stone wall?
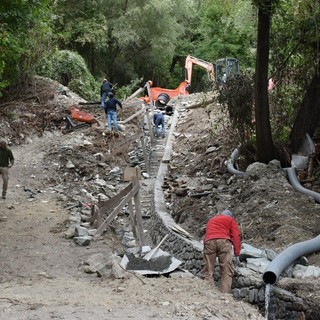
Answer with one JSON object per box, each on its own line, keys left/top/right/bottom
{"left": 150, "top": 103, "right": 309, "bottom": 320}
{"left": 151, "top": 187, "right": 307, "bottom": 319}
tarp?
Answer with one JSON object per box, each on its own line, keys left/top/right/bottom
{"left": 120, "top": 248, "right": 182, "bottom": 275}
{"left": 70, "top": 106, "right": 96, "bottom": 123}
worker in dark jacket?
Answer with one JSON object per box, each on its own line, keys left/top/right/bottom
{"left": 153, "top": 109, "right": 165, "bottom": 138}
{"left": 0, "top": 140, "right": 14, "bottom": 199}
{"left": 104, "top": 93, "right": 122, "bottom": 131}
{"left": 100, "top": 79, "right": 113, "bottom": 108}
{"left": 202, "top": 209, "right": 241, "bottom": 293}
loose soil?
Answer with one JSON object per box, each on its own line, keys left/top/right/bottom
{"left": 0, "top": 76, "right": 319, "bottom": 319}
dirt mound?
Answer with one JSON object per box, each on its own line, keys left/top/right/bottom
{"left": 169, "top": 104, "right": 320, "bottom": 260}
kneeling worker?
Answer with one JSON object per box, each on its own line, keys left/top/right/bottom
{"left": 153, "top": 109, "right": 165, "bottom": 138}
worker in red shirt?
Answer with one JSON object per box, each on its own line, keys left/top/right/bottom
{"left": 202, "top": 209, "right": 241, "bottom": 293}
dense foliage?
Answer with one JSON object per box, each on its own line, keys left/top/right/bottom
{"left": 0, "top": 0, "right": 257, "bottom": 98}
{"left": 37, "top": 50, "right": 99, "bottom": 100}
{"left": 0, "top": 0, "right": 54, "bottom": 95}
{"left": 217, "top": 73, "right": 254, "bottom": 145}
{"left": 269, "top": 0, "right": 320, "bottom": 140}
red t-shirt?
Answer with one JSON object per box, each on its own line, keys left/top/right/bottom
{"left": 204, "top": 214, "right": 241, "bottom": 256}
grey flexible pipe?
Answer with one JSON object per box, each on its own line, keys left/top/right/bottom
{"left": 226, "top": 148, "right": 320, "bottom": 285}
{"left": 263, "top": 167, "right": 320, "bottom": 284}
{"left": 285, "top": 167, "right": 320, "bottom": 203}
{"left": 263, "top": 235, "right": 320, "bottom": 284}
{"left": 226, "top": 148, "right": 247, "bottom": 177}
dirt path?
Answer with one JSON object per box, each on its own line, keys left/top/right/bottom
{"left": 0, "top": 129, "right": 264, "bottom": 319}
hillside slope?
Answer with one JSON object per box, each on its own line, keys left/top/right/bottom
{"left": 1, "top": 76, "right": 320, "bottom": 319}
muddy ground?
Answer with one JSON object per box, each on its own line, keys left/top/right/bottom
{"left": 0, "top": 76, "right": 319, "bottom": 319}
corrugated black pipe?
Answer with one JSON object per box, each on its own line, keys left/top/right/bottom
{"left": 263, "top": 235, "right": 320, "bottom": 284}
{"left": 226, "top": 148, "right": 247, "bottom": 177}
{"left": 155, "top": 93, "right": 170, "bottom": 109}
{"left": 286, "top": 167, "right": 320, "bottom": 203}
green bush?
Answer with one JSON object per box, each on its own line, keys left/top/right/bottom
{"left": 37, "top": 50, "right": 99, "bottom": 101}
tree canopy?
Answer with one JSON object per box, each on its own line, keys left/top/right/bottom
{"left": 1, "top": 0, "right": 320, "bottom": 163}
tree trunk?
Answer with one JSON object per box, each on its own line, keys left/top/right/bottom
{"left": 255, "top": 1, "right": 276, "bottom": 163}
{"left": 289, "top": 72, "right": 320, "bottom": 153}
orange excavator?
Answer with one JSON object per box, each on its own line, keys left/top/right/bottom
{"left": 214, "top": 57, "right": 240, "bottom": 84}
{"left": 139, "top": 55, "right": 213, "bottom": 109}
{"left": 140, "top": 55, "right": 240, "bottom": 108}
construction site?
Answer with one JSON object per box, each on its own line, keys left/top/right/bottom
{"left": 1, "top": 75, "right": 320, "bottom": 320}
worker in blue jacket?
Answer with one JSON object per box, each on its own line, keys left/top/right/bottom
{"left": 153, "top": 109, "right": 165, "bottom": 138}
{"left": 100, "top": 79, "right": 113, "bottom": 108}
{"left": 104, "top": 93, "right": 122, "bottom": 131}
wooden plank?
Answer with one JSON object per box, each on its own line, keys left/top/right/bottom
{"left": 128, "top": 199, "right": 138, "bottom": 240}
{"left": 99, "top": 183, "right": 133, "bottom": 215}
{"left": 132, "top": 179, "right": 146, "bottom": 246}
{"left": 96, "top": 206, "right": 102, "bottom": 228}
{"left": 123, "top": 87, "right": 145, "bottom": 102}
{"left": 87, "top": 205, "right": 102, "bottom": 228}
{"left": 93, "top": 183, "right": 140, "bottom": 239}
{"left": 146, "top": 108, "right": 154, "bottom": 143}
{"left": 145, "top": 82, "right": 155, "bottom": 143}
{"left": 111, "top": 132, "right": 143, "bottom": 156}
{"left": 119, "top": 107, "right": 145, "bottom": 124}
{"left": 123, "top": 166, "right": 141, "bottom": 181}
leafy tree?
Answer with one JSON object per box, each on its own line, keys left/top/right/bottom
{"left": 217, "top": 73, "right": 255, "bottom": 146}
{"left": 52, "top": 0, "right": 198, "bottom": 88}
{"left": 38, "top": 50, "right": 99, "bottom": 100}
{"left": 0, "top": 0, "right": 54, "bottom": 97}
{"left": 195, "top": 0, "right": 256, "bottom": 67}
{"left": 253, "top": 0, "right": 278, "bottom": 163}
{"left": 269, "top": 0, "right": 320, "bottom": 152}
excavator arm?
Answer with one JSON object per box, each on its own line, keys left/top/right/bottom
{"left": 185, "top": 55, "right": 215, "bottom": 85}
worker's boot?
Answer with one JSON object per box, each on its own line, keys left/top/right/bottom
{"left": 2, "top": 192, "right": 6, "bottom": 199}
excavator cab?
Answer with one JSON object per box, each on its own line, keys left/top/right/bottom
{"left": 215, "top": 57, "right": 240, "bottom": 84}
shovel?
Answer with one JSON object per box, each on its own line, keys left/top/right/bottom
{"left": 144, "top": 234, "right": 168, "bottom": 261}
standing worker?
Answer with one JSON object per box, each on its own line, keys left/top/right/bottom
{"left": 100, "top": 78, "right": 113, "bottom": 109}
{"left": 153, "top": 109, "right": 165, "bottom": 138}
{"left": 202, "top": 209, "right": 241, "bottom": 293}
{"left": 0, "top": 140, "right": 14, "bottom": 199}
{"left": 104, "top": 92, "right": 123, "bottom": 131}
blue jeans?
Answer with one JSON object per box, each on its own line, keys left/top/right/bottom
{"left": 107, "top": 110, "right": 119, "bottom": 130}
{"left": 154, "top": 117, "right": 165, "bottom": 137}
